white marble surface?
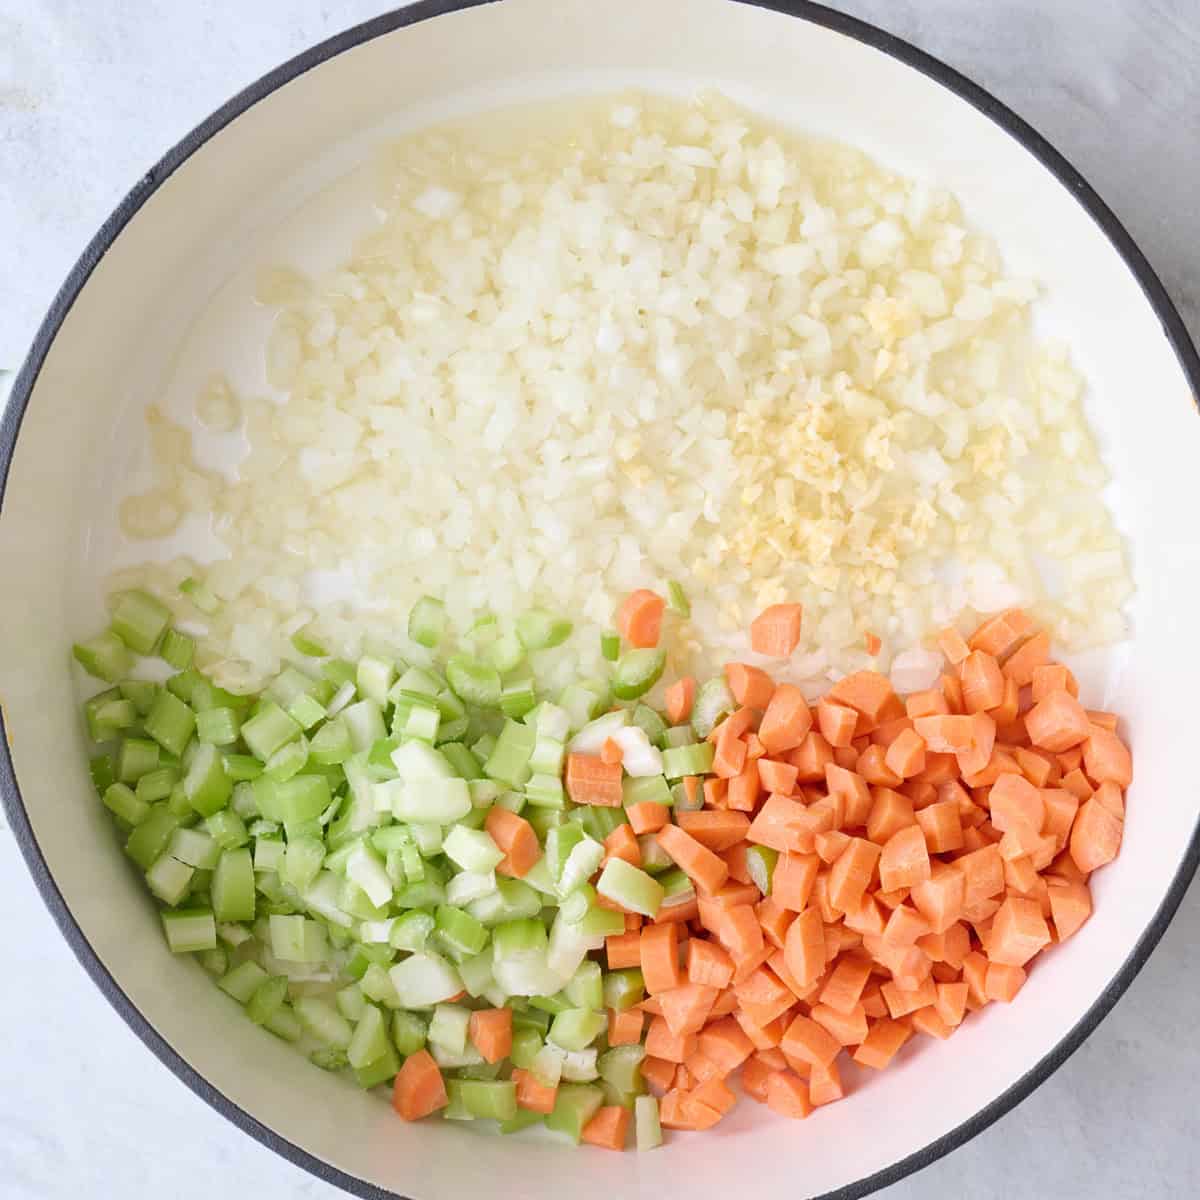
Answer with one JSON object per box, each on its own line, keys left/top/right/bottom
{"left": 2, "top": 1, "right": 1198, "bottom": 1197}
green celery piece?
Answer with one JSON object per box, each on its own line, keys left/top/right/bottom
{"left": 135, "top": 766, "right": 179, "bottom": 804}
{"left": 218, "top": 960, "right": 268, "bottom": 1005}
{"left": 516, "top": 609, "right": 572, "bottom": 651}
{"left": 612, "top": 648, "right": 666, "bottom": 701}
{"left": 110, "top": 590, "right": 171, "bottom": 654}
{"left": 484, "top": 720, "right": 536, "bottom": 788}
{"left": 500, "top": 1109, "right": 545, "bottom": 1135}
{"left": 246, "top": 975, "right": 289, "bottom": 1026}
{"left": 145, "top": 854, "right": 194, "bottom": 905}
{"left": 621, "top": 773, "right": 671, "bottom": 807}
{"left": 603, "top": 968, "right": 645, "bottom": 1012}
{"left": 484, "top": 632, "right": 523, "bottom": 674}
{"left": 161, "top": 908, "right": 216, "bottom": 953}
{"left": 635, "top": 1095, "right": 663, "bottom": 1151}
{"left": 184, "top": 743, "right": 232, "bottom": 816}
{"left": 745, "top": 844, "right": 778, "bottom": 895}
{"left": 600, "top": 631, "right": 620, "bottom": 662}
{"left": 510, "top": 1027, "right": 543, "bottom": 1069}
{"left": 103, "top": 782, "right": 150, "bottom": 827}
{"left": 446, "top": 656, "right": 502, "bottom": 709}
{"left": 440, "top": 741, "right": 482, "bottom": 780}
{"left": 548, "top": 1008, "right": 606, "bottom": 1052}
{"left": 392, "top": 1011, "right": 428, "bottom": 1056}
{"left": 196, "top": 706, "right": 240, "bottom": 746}
{"left": 565, "top": 960, "right": 603, "bottom": 1011}
{"left": 179, "top": 577, "right": 221, "bottom": 615}
{"left": 212, "top": 847, "right": 255, "bottom": 922}
{"left": 599, "top": 1043, "right": 646, "bottom": 1093}
{"left": 294, "top": 997, "right": 353, "bottom": 1049}
{"left": 499, "top": 679, "right": 537, "bottom": 721}
{"left": 72, "top": 631, "right": 134, "bottom": 682}
{"left": 389, "top": 910, "right": 435, "bottom": 953}
{"left": 408, "top": 595, "right": 446, "bottom": 648}
{"left": 353, "top": 1044, "right": 400, "bottom": 1090}
{"left": 596, "top": 858, "right": 664, "bottom": 918}
{"left": 290, "top": 627, "right": 328, "bottom": 657}
{"left": 632, "top": 703, "right": 668, "bottom": 744}
{"left": 124, "top": 806, "right": 179, "bottom": 870}
{"left": 116, "top": 737, "right": 160, "bottom": 784}
{"left": 118, "top": 679, "right": 159, "bottom": 715}
{"left": 544, "top": 1084, "right": 604, "bottom": 1144}
{"left": 512, "top": 1007, "right": 551, "bottom": 1037}
{"left": 159, "top": 628, "right": 195, "bottom": 670}
{"left": 348, "top": 1004, "right": 392, "bottom": 1069}
{"left": 242, "top": 701, "right": 302, "bottom": 762}
{"left": 434, "top": 905, "right": 490, "bottom": 958}
{"left": 691, "top": 677, "right": 734, "bottom": 739}
{"left": 456, "top": 1080, "right": 517, "bottom": 1122}
{"left": 309, "top": 717, "right": 352, "bottom": 765}
{"left": 90, "top": 753, "right": 116, "bottom": 795}
{"left": 144, "top": 690, "right": 196, "bottom": 757}
{"left": 205, "top": 809, "right": 248, "bottom": 851}
{"left": 661, "top": 741, "right": 716, "bottom": 780}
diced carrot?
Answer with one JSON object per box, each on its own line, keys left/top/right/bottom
{"left": 938, "top": 626, "right": 971, "bottom": 665}
{"left": 810, "top": 1001, "right": 868, "bottom": 1046}
{"left": 935, "top": 981, "right": 969, "bottom": 1027}
{"left": 734, "top": 965, "right": 796, "bottom": 1027}
{"left": 881, "top": 902, "right": 932, "bottom": 948}
{"left": 697, "top": 1015, "right": 755, "bottom": 1074}
{"left": 826, "top": 763, "right": 873, "bottom": 827}
{"left": 867, "top": 788, "right": 915, "bottom": 845}
{"left": 684, "top": 1050, "right": 725, "bottom": 1084}
{"left": 640, "top": 1055, "right": 677, "bottom": 1094}
{"left": 601, "top": 737, "right": 624, "bottom": 766}
{"left": 1082, "top": 726, "right": 1132, "bottom": 788}
{"left": 512, "top": 1067, "right": 558, "bottom": 1114}
{"left": 828, "top": 838, "right": 882, "bottom": 913}
{"left": 640, "top": 923, "right": 683, "bottom": 994}
{"left": 865, "top": 631, "right": 882, "bottom": 657}
{"left": 746, "top": 733, "right": 766, "bottom": 760}
{"left": 676, "top": 810, "right": 750, "bottom": 852}
{"left": 703, "top": 777, "right": 728, "bottom": 809}
{"left": 960, "top": 650, "right": 1005, "bottom": 714}
{"left": 741, "top": 1056, "right": 772, "bottom": 1103}
{"left": 827, "top": 671, "right": 903, "bottom": 733}
{"left": 665, "top": 676, "right": 696, "bottom": 725}
{"left": 658, "top": 1089, "right": 697, "bottom": 1130}
{"left": 881, "top": 974, "right": 937, "bottom": 1019}
{"left": 984, "top": 961, "right": 1027, "bottom": 1002}
{"left": 606, "top": 930, "right": 643, "bottom": 970}
{"left": 833, "top": 744, "right": 860, "bottom": 771}
{"left": 645, "top": 1014, "right": 698, "bottom": 1063}
{"left": 709, "top": 882, "right": 763, "bottom": 910}
{"left": 988, "top": 895, "right": 1051, "bottom": 967}
{"left": 617, "top": 588, "right": 665, "bottom": 649}
{"left": 659, "top": 983, "right": 720, "bottom": 1036}
{"left": 725, "top": 662, "right": 776, "bottom": 710}
{"left": 565, "top": 753, "right": 624, "bottom": 806}
{"left": 1047, "top": 878, "right": 1093, "bottom": 941}
{"left": 809, "top": 1057, "right": 846, "bottom": 1106}
{"left": 1015, "top": 746, "right": 1056, "bottom": 788}
{"left": 1032, "top": 663, "right": 1079, "bottom": 702}
{"left": 910, "top": 1005, "right": 953, "bottom": 1040}
{"left": 1069, "top": 797, "right": 1123, "bottom": 873}
{"left": 956, "top": 844, "right": 1005, "bottom": 907}
{"left": 582, "top": 1105, "right": 630, "bottom": 1151}
{"left": 755, "top": 894, "right": 796, "bottom": 949}
{"left": 734, "top": 1008, "right": 787, "bottom": 1050}
{"left": 1003, "top": 630, "right": 1051, "bottom": 687}
{"left": 814, "top": 956, "right": 869, "bottom": 1014}
{"left": 603, "top": 822, "right": 642, "bottom": 868}
{"left": 861, "top": 980, "right": 888, "bottom": 1018}
{"left": 758, "top": 686, "right": 816, "bottom": 748}
{"left": 709, "top": 986, "right": 741, "bottom": 1020}
{"left": 726, "top": 760, "right": 761, "bottom": 813}
{"left": 1024, "top": 689, "right": 1092, "bottom": 753}
{"left": 941, "top": 672, "right": 965, "bottom": 713}
{"left": 392, "top": 1049, "right": 447, "bottom": 1121}
{"left": 988, "top": 772, "right": 1045, "bottom": 834}
{"left": 857, "top": 743, "right": 903, "bottom": 787}
{"left": 815, "top": 828, "right": 852, "bottom": 864}
{"left": 989, "top": 677, "right": 1020, "bottom": 726}
{"left": 723, "top": 840, "right": 751, "bottom": 884}
{"left": 468, "top": 1007, "right": 512, "bottom": 1064}
{"left": 914, "top": 799, "right": 964, "bottom": 855}
{"left": 885, "top": 727, "right": 927, "bottom": 779}
{"left": 745, "top": 793, "right": 806, "bottom": 853}
{"left": 1060, "top": 768, "right": 1094, "bottom": 801}
{"left": 818, "top": 698, "right": 860, "bottom": 748}
{"left": 906, "top": 689, "right": 950, "bottom": 719}
{"left": 682, "top": 776, "right": 702, "bottom": 811}
{"left": 787, "top": 732, "right": 835, "bottom": 784}
{"left": 769, "top": 851, "right": 817, "bottom": 914}
{"left": 870, "top": 716, "right": 915, "bottom": 749}
{"left": 757, "top": 758, "right": 799, "bottom": 795}
{"left": 720, "top": 904, "right": 765, "bottom": 962}
{"left": 765, "top": 1070, "right": 813, "bottom": 1119}
{"left": 782, "top": 907, "right": 826, "bottom": 991}
{"left": 608, "top": 1007, "right": 645, "bottom": 1046}
{"left": 750, "top": 603, "right": 803, "bottom": 658}
{"left": 955, "top": 711, "right": 997, "bottom": 777}
{"left": 658, "top": 823, "right": 730, "bottom": 896}
{"left": 686, "top": 938, "right": 734, "bottom": 989}
{"left": 626, "top": 800, "right": 670, "bottom": 836}
{"left": 779, "top": 1013, "right": 841, "bottom": 1069}
{"left": 878, "top": 824, "right": 931, "bottom": 893}
{"left": 853, "top": 1019, "right": 912, "bottom": 1070}
{"left": 969, "top": 608, "right": 1036, "bottom": 662}
{"left": 485, "top": 807, "right": 540, "bottom": 879}
{"left": 708, "top": 706, "right": 759, "bottom": 746}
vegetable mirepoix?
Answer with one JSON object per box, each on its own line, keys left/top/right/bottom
{"left": 72, "top": 589, "right": 1129, "bottom": 1149}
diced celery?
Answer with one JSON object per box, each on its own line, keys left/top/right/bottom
{"left": 242, "top": 701, "right": 303, "bottom": 762}
{"left": 578, "top": 905, "right": 625, "bottom": 938}
{"left": 428, "top": 1003, "right": 471, "bottom": 1055}
{"left": 516, "top": 609, "right": 572, "bottom": 651}
{"left": 119, "top": 679, "right": 159, "bottom": 715}
{"left": 442, "top": 826, "right": 504, "bottom": 873}
{"left": 309, "top": 717, "right": 352, "bottom": 765}
{"left": 116, "top": 737, "right": 160, "bottom": 784}
{"left": 457, "top": 1079, "right": 517, "bottom": 1122}
{"left": 510, "top": 1026, "right": 543, "bottom": 1069}
{"left": 389, "top": 910, "right": 435, "bottom": 953}
{"left": 392, "top": 1011, "right": 428, "bottom": 1056}
{"left": 499, "top": 679, "right": 537, "bottom": 720}
{"left": 483, "top": 720, "right": 536, "bottom": 788}
{"left": 104, "top": 782, "right": 150, "bottom": 826}
{"left": 168, "top": 826, "right": 219, "bottom": 869}
{"left": 224, "top": 754, "right": 262, "bottom": 782}
{"left": 386, "top": 776, "right": 470, "bottom": 824}
{"left": 360, "top": 963, "right": 401, "bottom": 1008}
{"left": 356, "top": 656, "right": 396, "bottom": 707}
{"left": 160, "top": 628, "right": 195, "bottom": 670}
{"left": 388, "top": 953, "right": 464, "bottom": 1008}
{"left": 111, "top": 590, "right": 170, "bottom": 654}
{"left": 161, "top": 908, "right": 215, "bottom": 953}
{"left": 635, "top": 1094, "right": 663, "bottom": 1151}
{"left": 407, "top": 595, "right": 446, "bottom": 648}
{"left": 599, "top": 1043, "right": 646, "bottom": 1094}
{"left": 135, "top": 766, "right": 179, "bottom": 804}
{"left": 269, "top": 914, "right": 329, "bottom": 962}
{"left": 545, "top": 1084, "right": 604, "bottom": 1144}
{"left": 439, "top": 742, "right": 481, "bottom": 780}
{"left": 446, "top": 656, "right": 502, "bottom": 709}
{"left": 565, "top": 960, "right": 603, "bottom": 1011}
{"left": 246, "top": 975, "right": 289, "bottom": 1026}
{"left": 548, "top": 1008, "right": 606, "bottom": 1052}
{"left": 179, "top": 576, "right": 220, "bottom": 615}
{"left": 603, "top": 968, "right": 645, "bottom": 1012}
{"left": 347, "top": 1003, "right": 391, "bottom": 1070}
{"left": 200, "top": 946, "right": 228, "bottom": 976}
{"left": 524, "top": 773, "right": 564, "bottom": 809}
{"left": 435, "top": 904, "right": 490, "bottom": 958}
{"left": 294, "top": 996, "right": 353, "bottom": 1049}
{"left": 661, "top": 741, "right": 715, "bottom": 779}
{"left": 485, "top": 633, "right": 524, "bottom": 674}
{"left": 73, "top": 632, "right": 134, "bottom": 683}
{"left": 354, "top": 1044, "right": 400, "bottom": 1090}
{"left": 528, "top": 734, "right": 565, "bottom": 777}
{"left": 218, "top": 960, "right": 268, "bottom": 1004}
{"left": 467, "top": 878, "right": 542, "bottom": 927}
{"left": 746, "top": 843, "right": 778, "bottom": 895}
{"left": 691, "top": 677, "right": 734, "bottom": 738}
{"left": 611, "top": 648, "right": 665, "bottom": 701}
{"left": 125, "top": 806, "right": 180, "bottom": 870}
{"left": 212, "top": 847, "right": 255, "bottom": 922}
{"left": 600, "top": 631, "right": 620, "bottom": 662}
{"left": 184, "top": 743, "right": 232, "bottom": 816}
{"left": 621, "top": 773, "right": 671, "bottom": 807}
{"left": 596, "top": 858, "right": 664, "bottom": 918}
{"left": 264, "top": 735, "right": 309, "bottom": 782}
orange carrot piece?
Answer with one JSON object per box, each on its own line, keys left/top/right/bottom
{"left": 697, "top": 1016, "right": 755, "bottom": 1074}
{"left": 734, "top": 965, "right": 796, "bottom": 1027}
{"left": 867, "top": 789, "right": 915, "bottom": 846}
{"left": 1047, "top": 878, "right": 1093, "bottom": 941}
{"left": 818, "top": 955, "right": 873, "bottom": 1014}
{"left": 956, "top": 844, "right": 1005, "bottom": 908}
{"left": 582, "top": 1105, "right": 630, "bottom": 1151}
{"left": 659, "top": 983, "right": 720, "bottom": 1037}
{"left": 676, "top": 809, "right": 750, "bottom": 852}
{"left": 640, "top": 923, "right": 683, "bottom": 994}
{"left": 882, "top": 902, "right": 932, "bottom": 947}
{"left": 852, "top": 1019, "right": 913, "bottom": 1070}
{"left": 1032, "top": 663, "right": 1079, "bottom": 702}
{"left": 644, "top": 1014, "right": 698, "bottom": 1063}
{"left": 912, "top": 714, "right": 976, "bottom": 754}
{"left": 1003, "top": 630, "right": 1051, "bottom": 687}
{"left": 827, "top": 671, "right": 903, "bottom": 733}
{"left": 969, "top": 608, "right": 1035, "bottom": 661}
{"left": 658, "top": 823, "right": 730, "bottom": 895}
{"left": 906, "top": 689, "right": 950, "bottom": 720}
{"left": 984, "top": 961, "right": 1027, "bottom": 1003}
{"left": 988, "top": 772, "right": 1045, "bottom": 833}
{"left": 818, "top": 698, "right": 860, "bottom": 749}
{"left": 485, "top": 807, "right": 540, "bottom": 879}
{"left": 779, "top": 1012, "right": 841, "bottom": 1070}
{"left": 392, "top": 1049, "right": 448, "bottom": 1121}
{"left": 603, "top": 822, "right": 642, "bottom": 868}
{"left": 720, "top": 903, "right": 765, "bottom": 961}
{"left": 727, "top": 760, "right": 762, "bottom": 813}
{"left": 608, "top": 1007, "right": 645, "bottom": 1047}
{"left": 682, "top": 776, "right": 702, "bottom": 810}
{"left": 606, "top": 930, "right": 643, "bottom": 970}
{"left": 741, "top": 1056, "right": 772, "bottom": 1103}
{"left": 684, "top": 940, "right": 732, "bottom": 992}
{"left": 826, "top": 763, "right": 873, "bottom": 827}
{"left": 626, "top": 800, "right": 670, "bottom": 836}
{"left": 758, "top": 758, "right": 799, "bottom": 795}
{"left": 961, "top": 651, "right": 1005, "bottom": 714}
{"left": 815, "top": 829, "right": 851, "bottom": 865}
{"left": 565, "top": 753, "right": 624, "bottom": 806}
{"left": 910, "top": 1005, "right": 953, "bottom": 1041}
{"left": 885, "top": 728, "right": 927, "bottom": 779}
{"left": 787, "top": 732, "right": 835, "bottom": 784}
{"left": 865, "top": 631, "right": 882, "bottom": 657}
{"left": 1069, "top": 797, "right": 1123, "bottom": 873}
{"left": 468, "top": 1008, "right": 512, "bottom": 1064}
{"left": 725, "top": 662, "right": 776, "bottom": 710}
{"left": 758, "top": 684, "right": 814, "bottom": 754}
{"left": 828, "top": 838, "right": 882, "bottom": 913}
{"left": 910, "top": 862, "right": 966, "bottom": 935}
{"left": 881, "top": 973, "right": 937, "bottom": 1019}
{"left": 511, "top": 1067, "right": 558, "bottom": 1114}
{"left": 810, "top": 1002, "right": 868, "bottom": 1047}
{"left": 941, "top": 672, "right": 965, "bottom": 713}
{"left": 935, "top": 981, "right": 969, "bottom": 1027}
{"left": 664, "top": 676, "right": 696, "bottom": 725}
{"left": 702, "top": 777, "right": 728, "bottom": 809}
{"left": 756, "top": 895, "right": 796, "bottom": 949}
{"left": 937, "top": 627, "right": 971, "bottom": 666}
{"left": 782, "top": 907, "right": 826, "bottom": 991}
{"left": 617, "top": 588, "right": 666, "bottom": 649}
{"left": 988, "top": 895, "right": 1051, "bottom": 967}
{"left": 915, "top": 799, "right": 965, "bottom": 855}
{"left": 772, "top": 851, "right": 820, "bottom": 913}
{"left": 750, "top": 603, "right": 803, "bottom": 658}
{"left": 1082, "top": 727, "right": 1132, "bottom": 788}
{"left": 856, "top": 747, "right": 900, "bottom": 787}
{"left": 765, "top": 1070, "right": 813, "bottom": 1119}
{"left": 1024, "top": 689, "right": 1092, "bottom": 753}
{"left": 640, "top": 1055, "right": 677, "bottom": 1094}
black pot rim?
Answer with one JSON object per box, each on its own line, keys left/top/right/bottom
{"left": 2, "top": 2, "right": 1198, "bottom": 1198}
